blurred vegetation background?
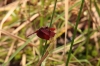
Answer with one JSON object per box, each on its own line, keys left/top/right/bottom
{"left": 0, "top": 0, "right": 100, "bottom": 66}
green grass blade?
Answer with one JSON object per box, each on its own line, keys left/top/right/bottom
{"left": 69, "top": 0, "right": 82, "bottom": 11}
{"left": 2, "top": 35, "right": 35, "bottom": 66}
{"left": 66, "top": 0, "right": 85, "bottom": 66}
{"left": 94, "top": 0, "right": 100, "bottom": 16}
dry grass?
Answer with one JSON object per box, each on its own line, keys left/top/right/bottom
{"left": 0, "top": 0, "right": 100, "bottom": 66}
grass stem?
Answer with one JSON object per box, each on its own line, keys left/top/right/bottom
{"left": 66, "top": 0, "right": 84, "bottom": 66}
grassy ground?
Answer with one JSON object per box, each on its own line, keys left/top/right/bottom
{"left": 0, "top": 0, "right": 100, "bottom": 66}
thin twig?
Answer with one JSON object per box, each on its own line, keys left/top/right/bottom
{"left": 85, "top": 0, "right": 99, "bottom": 51}
{"left": 0, "top": 29, "right": 38, "bottom": 47}
{"left": 85, "top": 0, "right": 100, "bottom": 29}
{"left": 36, "top": 51, "right": 49, "bottom": 66}
{"left": 4, "top": 40, "right": 16, "bottom": 63}
{"left": 21, "top": 54, "right": 26, "bottom": 66}
{"left": 12, "top": 13, "right": 39, "bottom": 34}
{"left": 0, "top": 1, "right": 19, "bottom": 38}
{"left": 64, "top": 0, "right": 68, "bottom": 63}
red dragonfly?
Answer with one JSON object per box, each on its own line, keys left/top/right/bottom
{"left": 28, "top": 27, "right": 55, "bottom": 40}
